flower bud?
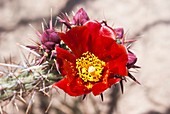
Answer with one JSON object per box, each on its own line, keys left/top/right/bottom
{"left": 114, "top": 28, "right": 124, "bottom": 39}
{"left": 127, "top": 51, "right": 137, "bottom": 69}
{"left": 72, "top": 8, "right": 90, "bottom": 25}
{"left": 40, "top": 29, "right": 60, "bottom": 51}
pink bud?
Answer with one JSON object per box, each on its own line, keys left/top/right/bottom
{"left": 72, "top": 8, "right": 90, "bottom": 25}
{"left": 127, "top": 51, "right": 137, "bottom": 69}
{"left": 40, "top": 29, "right": 60, "bottom": 44}
{"left": 114, "top": 28, "right": 124, "bottom": 39}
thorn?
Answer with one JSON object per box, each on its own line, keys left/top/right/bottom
{"left": 43, "top": 18, "right": 48, "bottom": 28}
{"left": 72, "top": 11, "right": 75, "bottom": 16}
{"left": 114, "top": 84, "right": 117, "bottom": 88}
{"left": 17, "top": 43, "right": 41, "bottom": 57}
{"left": 133, "top": 65, "right": 141, "bottom": 69}
{"left": 100, "top": 93, "right": 104, "bottom": 101}
{"left": 126, "top": 43, "right": 132, "bottom": 49}
{"left": 64, "top": 93, "right": 67, "bottom": 103}
{"left": 18, "top": 95, "right": 26, "bottom": 104}
{"left": 102, "top": 20, "right": 107, "bottom": 26}
{"left": 65, "top": 13, "right": 69, "bottom": 19}
{"left": 41, "top": 22, "right": 45, "bottom": 32}
{"left": 21, "top": 65, "right": 44, "bottom": 72}
{"left": 59, "top": 13, "right": 71, "bottom": 29}
{"left": 124, "top": 76, "right": 127, "bottom": 82}
{"left": 124, "top": 39, "right": 137, "bottom": 44}
{"left": 26, "top": 91, "right": 36, "bottom": 114}
{"left": 14, "top": 102, "right": 19, "bottom": 111}
{"left": 63, "top": 22, "right": 71, "bottom": 29}
{"left": 54, "top": 19, "right": 58, "bottom": 27}
{"left": 120, "top": 80, "right": 124, "bottom": 94}
{"left": 0, "top": 106, "right": 4, "bottom": 114}
{"left": 55, "top": 59, "right": 61, "bottom": 75}
{"left": 45, "top": 99, "right": 53, "bottom": 113}
{"left": 114, "top": 74, "right": 126, "bottom": 81}
{"left": 29, "top": 24, "right": 41, "bottom": 37}
{"left": 82, "top": 94, "right": 86, "bottom": 100}
{"left": 50, "top": 8, "right": 53, "bottom": 28}
{"left": 114, "top": 74, "right": 122, "bottom": 78}
{"left": 0, "top": 63, "right": 23, "bottom": 68}
{"left": 41, "top": 90, "right": 50, "bottom": 97}
{"left": 128, "top": 72, "right": 141, "bottom": 85}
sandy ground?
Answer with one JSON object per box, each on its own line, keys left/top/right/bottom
{"left": 0, "top": 0, "right": 170, "bottom": 114}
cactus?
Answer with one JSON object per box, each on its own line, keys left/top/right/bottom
{"left": 0, "top": 10, "right": 62, "bottom": 112}
{"left": 0, "top": 8, "right": 140, "bottom": 114}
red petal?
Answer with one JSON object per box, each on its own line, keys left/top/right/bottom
{"left": 84, "top": 21, "right": 117, "bottom": 60}
{"left": 56, "top": 47, "right": 76, "bottom": 63}
{"left": 107, "top": 73, "right": 121, "bottom": 85}
{"left": 108, "top": 44, "right": 128, "bottom": 76}
{"left": 108, "top": 60, "right": 128, "bottom": 77}
{"left": 99, "top": 25, "right": 116, "bottom": 40}
{"left": 110, "top": 63, "right": 127, "bottom": 76}
{"left": 84, "top": 20, "right": 101, "bottom": 35}
{"left": 110, "top": 43, "right": 127, "bottom": 60}
{"left": 53, "top": 78, "right": 80, "bottom": 96}
{"left": 56, "top": 47, "right": 77, "bottom": 82}
{"left": 59, "top": 20, "right": 118, "bottom": 60}
{"left": 58, "top": 26, "right": 90, "bottom": 57}
{"left": 92, "top": 82, "right": 108, "bottom": 96}
{"left": 53, "top": 78, "right": 90, "bottom": 96}
{"left": 69, "top": 77, "right": 90, "bottom": 95}
{"left": 91, "top": 67, "right": 121, "bottom": 96}
{"left": 92, "top": 36, "right": 116, "bottom": 60}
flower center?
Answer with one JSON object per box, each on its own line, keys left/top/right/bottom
{"left": 76, "top": 51, "right": 106, "bottom": 82}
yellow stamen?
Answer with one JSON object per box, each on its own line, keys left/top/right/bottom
{"left": 76, "top": 51, "right": 106, "bottom": 83}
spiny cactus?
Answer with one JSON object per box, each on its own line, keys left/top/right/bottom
{"left": 0, "top": 10, "right": 62, "bottom": 113}
{"left": 0, "top": 8, "right": 140, "bottom": 114}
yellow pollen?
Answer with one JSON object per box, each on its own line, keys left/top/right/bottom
{"left": 86, "top": 83, "right": 93, "bottom": 89}
{"left": 76, "top": 51, "right": 106, "bottom": 82}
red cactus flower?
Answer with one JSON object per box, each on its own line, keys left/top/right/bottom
{"left": 53, "top": 20, "right": 128, "bottom": 96}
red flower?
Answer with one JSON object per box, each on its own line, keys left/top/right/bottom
{"left": 53, "top": 20, "right": 128, "bottom": 96}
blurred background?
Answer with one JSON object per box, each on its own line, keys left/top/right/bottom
{"left": 0, "top": 0, "right": 170, "bottom": 114}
